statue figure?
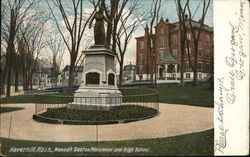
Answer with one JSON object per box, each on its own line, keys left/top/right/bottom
{"left": 89, "top": 5, "right": 109, "bottom": 46}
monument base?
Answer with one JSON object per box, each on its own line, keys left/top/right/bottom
{"left": 67, "top": 86, "right": 122, "bottom": 111}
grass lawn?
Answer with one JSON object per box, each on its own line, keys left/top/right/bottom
{"left": 156, "top": 86, "right": 213, "bottom": 107}
{"left": 0, "top": 107, "right": 25, "bottom": 114}
{"left": 0, "top": 129, "right": 213, "bottom": 156}
{"left": 0, "top": 86, "right": 213, "bottom": 107}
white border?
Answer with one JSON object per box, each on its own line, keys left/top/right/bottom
{"left": 214, "top": 0, "right": 249, "bottom": 155}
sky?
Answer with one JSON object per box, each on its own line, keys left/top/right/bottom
{"left": 36, "top": 0, "right": 214, "bottom": 69}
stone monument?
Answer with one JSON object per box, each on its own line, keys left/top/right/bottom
{"left": 68, "top": 6, "right": 122, "bottom": 110}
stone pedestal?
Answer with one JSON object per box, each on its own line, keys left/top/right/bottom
{"left": 68, "top": 45, "right": 122, "bottom": 110}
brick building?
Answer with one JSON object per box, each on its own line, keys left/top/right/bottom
{"left": 135, "top": 18, "right": 213, "bottom": 81}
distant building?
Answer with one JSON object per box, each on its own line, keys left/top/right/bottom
{"left": 135, "top": 18, "right": 214, "bottom": 81}
{"left": 32, "top": 68, "right": 53, "bottom": 88}
{"left": 58, "top": 65, "right": 83, "bottom": 87}
{"left": 123, "top": 63, "right": 136, "bottom": 83}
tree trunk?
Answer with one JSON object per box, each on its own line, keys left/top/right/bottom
{"left": 0, "top": 68, "right": 6, "bottom": 95}
{"left": 192, "top": 40, "right": 198, "bottom": 86}
{"left": 112, "top": 21, "right": 118, "bottom": 52}
{"left": 6, "top": 50, "right": 13, "bottom": 97}
{"left": 29, "top": 74, "right": 33, "bottom": 90}
{"left": 68, "top": 63, "right": 74, "bottom": 87}
{"left": 180, "top": 32, "right": 185, "bottom": 86}
{"left": 14, "top": 71, "right": 19, "bottom": 92}
{"left": 22, "top": 70, "right": 28, "bottom": 91}
{"left": 118, "top": 60, "right": 124, "bottom": 86}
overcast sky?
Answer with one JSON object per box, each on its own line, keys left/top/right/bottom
{"left": 41, "top": 0, "right": 213, "bottom": 69}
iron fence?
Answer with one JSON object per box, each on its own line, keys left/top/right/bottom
{"left": 33, "top": 88, "right": 159, "bottom": 125}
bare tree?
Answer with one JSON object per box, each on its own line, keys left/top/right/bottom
{"left": 45, "top": 34, "right": 65, "bottom": 87}
{"left": 175, "top": 0, "right": 190, "bottom": 86}
{"left": 101, "top": 0, "right": 129, "bottom": 53}
{"left": 19, "top": 16, "right": 48, "bottom": 90}
{"left": 1, "top": 0, "right": 37, "bottom": 96}
{"left": 147, "top": 0, "right": 162, "bottom": 85}
{"left": 46, "top": 0, "right": 99, "bottom": 87}
{"left": 176, "top": 0, "right": 211, "bottom": 86}
{"left": 116, "top": 0, "right": 145, "bottom": 86}
{"left": 186, "top": 0, "right": 211, "bottom": 86}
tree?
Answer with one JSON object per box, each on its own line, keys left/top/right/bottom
{"left": 116, "top": 0, "right": 145, "bottom": 86}
{"left": 175, "top": 0, "right": 211, "bottom": 86}
{"left": 47, "top": 0, "right": 99, "bottom": 87}
{"left": 1, "top": 0, "right": 37, "bottom": 96}
{"left": 146, "top": 0, "right": 162, "bottom": 85}
{"left": 45, "top": 34, "right": 65, "bottom": 87}
{"left": 186, "top": 0, "right": 211, "bottom": 86}
{"left": 19, "top": 15, "right": 48, "bottom": 90}
{"left": 175, "top": 0, "right": 190, "bottom": 86}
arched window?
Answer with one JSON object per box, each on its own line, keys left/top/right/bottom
{"left": 108, "top": 73, "right": 115, "bottom": 85}
{"left": 86, "top": 72, "right": 100, "bottom": 85}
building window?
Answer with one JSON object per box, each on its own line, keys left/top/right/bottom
{"left": 199, "top": 33, "right": 202, "bottom": 42}
{"left": 187, "top": 33, "right": 191, "bottom": 40}
{"left": 160, "top": 51, "right": 165, "bottom": 58}
{"left": 172, "top": 49, "right": 177, "bottom": 58}
{"left": 139, "top": 41, "right": 144, "bottom": 49}
{"left": 139, "top": 53, "right": 144, "bottom": 62}
{"left": 139, "top": 65, "right": 143, "bottom": 72}
{"left": 185, "top": 62, "right": 191, "bottom": 70}
{"left": 186, "top": 73, "right": 190, "bottom": 79}
{"left": 198, "top": 49, "right": 202, "bottom": 57}
{"left": 206, "top": 35, "right": 211, "bottom": 45}
{"left": 198, "top": 62, "right": 202, "bottom": 70}
{"left": 172, "top": 36, "right": 177, "bottom": 45}
{"left": 185, "top": 48, "right": 191, "bottom": 56}
{"left": 160, "top": 37, "right": 165, "bottom": 46}
{"left": 206, "top": 50, "right": 210, "bottom": 58}
{"left": 161, "top": 28, "right": 164, "bottom": 34}
{"left": 199, "top": 73, "right": 202, "bottom": 79}
{"left": 206, "top": 63, "right": 210, "bottom": 71}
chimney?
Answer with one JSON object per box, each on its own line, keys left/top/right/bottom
{"left": 160, "top": 17, "right": 164, "bottom": 23}
{"left": 145, "top": 24, "right": 149, "bottom": 35}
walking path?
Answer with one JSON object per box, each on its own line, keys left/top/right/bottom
{"left": 0, "top": 103, "right": 213, "bottom": 142}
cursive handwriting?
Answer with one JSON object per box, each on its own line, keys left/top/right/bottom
{"left": 215, "top": 77, "right": 228, "bottom": 153}
{"left": 225, "top": 0, "right": 247, "bottom": 105}
{"left": 215, "top": 0, "right": 247, "bottom": 153}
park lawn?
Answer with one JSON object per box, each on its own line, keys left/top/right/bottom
{"left": 0, "top": 92, "right": 74, "bottom": 104}
{"left": 156, "top": 86, "right": 213, "bottom": 107}
{"left": 0, "top": 86, "right": 213, "bottom": 107}
{"left": 0, "top": 107, "right": 25, "bottom": 113}
{"left": 0, "top": 129, "right": 213, "bottom": 156}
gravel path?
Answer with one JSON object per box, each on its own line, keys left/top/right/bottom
{"left": 0, "top": 103, "right": 213, "bottom": 142}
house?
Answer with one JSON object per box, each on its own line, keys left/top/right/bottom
{"left": 58, "top": 65, "right": 83, "bottom": 87}
{"left": 135, "top": 18, "right": 213, "bottom": 81}
{"left": 123, "top": 63, "right": 136, "bottom": 83}
{"left": 32, "top": 68, "right": 53, "bottom": 88}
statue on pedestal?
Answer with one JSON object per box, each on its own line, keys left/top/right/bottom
{"left": 89, "top": 5, "right": 109, "bottom": 46}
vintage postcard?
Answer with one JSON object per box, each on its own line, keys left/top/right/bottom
{"left": 0, "top": 0, "right": 249, "bottom": 156}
